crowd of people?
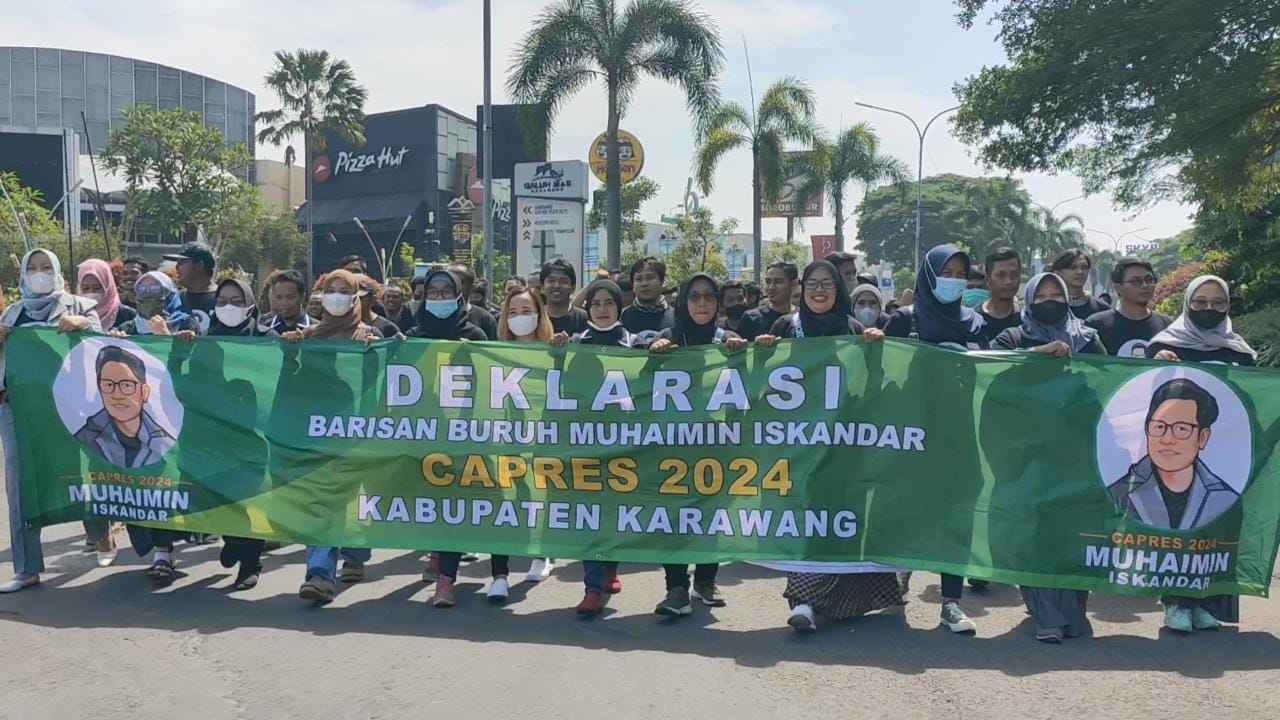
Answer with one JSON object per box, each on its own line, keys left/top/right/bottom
{"left": 0, "top": 239, "right": 1261, "bottom": 641}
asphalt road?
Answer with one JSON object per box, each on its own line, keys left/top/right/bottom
{"left": 3, "top": 510, "right": 1280, "bottom": 719}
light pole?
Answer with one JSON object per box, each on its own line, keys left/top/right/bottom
{"left": 352, "top": 216, "right": 388, "bottom": 280}
{"left": 856, "top": 101, "right": 959, "bottom": 273}
{"left": 481, "top": 0, "right": 494, "bottom": 284}
{"left": 1087, "top": 227, "right": 1147, "bottom": 253}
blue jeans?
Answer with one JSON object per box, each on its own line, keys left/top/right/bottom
{"left": 2, "top": 404, "right": 43, "bottom": 575}
{"left": 583, "top": 561, "right": 618, "bottom": 593}
{"left": 305, "top": 546, "right": 372, "bottom": 582}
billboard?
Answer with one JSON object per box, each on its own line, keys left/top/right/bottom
{"left": 0, "top": 128, "right": 79, "bottom": 233}
{"left": 311, "top": 107, "right": 433, "bottom": 200}
{"left": 762, "top": 151, "right": 823, "bottom": 218}
{"left": 475, "top": 104, "right": 549, "bottom": 180}
{"left": 514, "top": 160, "right": 590, "bottom": 201}
{"left": 589, "top": 130, "right": 645, "bottom": 185}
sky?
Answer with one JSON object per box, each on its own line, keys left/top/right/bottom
{"left": 6, "top": 0, "right": 1194, "bottom": 252}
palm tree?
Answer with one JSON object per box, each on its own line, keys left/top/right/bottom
{"left": 509, "top": 0, "right": 723, "bottom": 273}
{"left": 944, "top": 177, "right": 1036, "bottom": 262}
{"left": 694, "top": 77, "right": 821, "bottom": 282}
{"left": 820, "top": 122, "right": 908, "bottom": 250}
{"left": 1037, "top": 208, "right": 1087, "bottom": 257}
{"left": 255, "top": 49, "right": 368, "bottom": 276}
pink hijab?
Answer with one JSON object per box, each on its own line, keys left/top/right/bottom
{"left": 77, "top": 258, "right": 120, "bottom": 330}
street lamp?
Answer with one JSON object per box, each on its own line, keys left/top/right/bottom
{"left": 855, "top": 101, "right": 960, "bottom": 273}
{"left": 352, "top": 216, "right": 388, "bottom": 280}
{"left": 1087, "top": 227, "right": 1147, "bottom": 252}
{"left": 48, "top": 179, "right": 86, "bottom": 221}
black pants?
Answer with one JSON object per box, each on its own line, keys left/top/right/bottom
{"left": 491, "top": 554, "right": 509, "bottom": 579}
{"left": 664, "top": 563, "right": 718, "bottom": 590}
{"left": 222, "top": 536, "right": 265, "bottom": 573}
{"left": 941, "top": 573, "right": 964, "bottom": 600}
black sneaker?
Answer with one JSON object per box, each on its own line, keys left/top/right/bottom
{"left": 968, "top": 578, "right": 990, "bottom": 590}
{"left": 692, "top": 580, "right": 726, "bottom": 607}
{"left": 655, "top": 587, "right": 692, "bottom": 616}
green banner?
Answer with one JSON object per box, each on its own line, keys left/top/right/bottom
{"left": 8, "top": 328, "right": 1280, "bottom": 597}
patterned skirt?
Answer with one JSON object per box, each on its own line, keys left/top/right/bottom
{"left": 784, "top": 572, "right": 909, "bottom": 620}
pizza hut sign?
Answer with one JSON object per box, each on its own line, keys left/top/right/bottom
{"left": 314, "top": 146, "right": 411, "bottom": 182}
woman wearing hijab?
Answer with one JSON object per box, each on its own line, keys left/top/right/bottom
{"left": 756, "top": 261, "right": 904, "bottom": 632}
{"left": 77, "top": 258, "right": 136, "bottom": 331}
{"left": 883, "top": 245, "right": 987, "bottom": 633}
{"left": 992, "top": 273, "right": 1106, "bottom": 356}
{"left": 479, "top": 286, "right": 557, "bottom": 603}
{"left": 288, "top": 270, "right": 383, "bottom": 604}
{"left": 990, "top": 273, "right": 1103, "bottom": 642}
{"left": 200, "top": 278, "right": 267, "bottom": 589}
{"left": 0, "top": 249, "right": 103, "bottom": 593}
{"left": 411, "top": 269, "right": 488, "bottom": 608}
{"left": 551, "top": 279, "right": 632, "bottom": 615}
{"left": 1145, "top": 275, "right": 1256, "bottom": 634}
{"left": 850, "top": 283, "right": 891, "bottom": 331}
{"left": 885, "top": 246, "right": 987, "bottom": 349}
{"left": 121, "top": 271, "right": 201, "bottom": 337}
{"left": 648, "top": 273, "right": 747, "bottom": 617}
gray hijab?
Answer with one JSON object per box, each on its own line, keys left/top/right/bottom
{"left": 1150, "top": 275, "right": 1256, "bottom": 360}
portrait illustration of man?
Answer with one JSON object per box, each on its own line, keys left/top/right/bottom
{"left": 74, "top": 346, "right": 175, "bottom": 468}
{"left": 1109, "top": 378, "right": 1238, "bottom": 530}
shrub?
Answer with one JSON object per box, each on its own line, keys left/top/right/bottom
{"left": 1153, "top": 261, "right": 1206, "bottom": 316}
{"left": 1234, "top": 305, "right": 1280, "bottom": 368}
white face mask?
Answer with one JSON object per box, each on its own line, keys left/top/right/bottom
{"left": 215, "top": 304, "right": 251, "bottom": 327}
{"left": 80, "top": 291, "right": 104, "bottom": 305}
{"left": 322, "top": 292, "right": 354, "bottom": 317}
{"left": 26, "top": 271, "right": 57, "bottom": 295}
{"left": 506, "top": 314, "right": 539, "bottom": 337}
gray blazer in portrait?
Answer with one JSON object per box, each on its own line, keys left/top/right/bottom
{"left": 1109, "top": 456, "right": 1239, "bottom": 530}
{"left": 74, "top": 408, "right": 175, "bottom": 468}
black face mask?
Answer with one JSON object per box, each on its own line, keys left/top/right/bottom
{"left": 1031, "top": 300, "right": 1069, "bottom": 325}
{"left": 725, "top": 303, "right": 747, "bottom": 321}
{"left": 1189, "top": 309, "right": 1226, "bottom": 330}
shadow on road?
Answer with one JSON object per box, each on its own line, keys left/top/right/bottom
{"left": 2, "top": 533, "right": 1275, "bottom": 679}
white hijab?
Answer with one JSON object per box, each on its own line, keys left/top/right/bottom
{"left": 1150, "top": 275, "right": 1256, "bottom": 360}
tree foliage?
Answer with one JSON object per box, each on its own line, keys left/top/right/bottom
{"left": 694, "top": 77, "right": 821, "bottom": 281}
{"left": 856, "top": 173, "right": 1076, "bottom": 269}
{"left": 0, "top": 171, "right": 65, "bottom": 280}
{"left": 816, "top": 122, "right": 908, "bottom": 249}
{"left": 509, "top": 0, "right": 723, "bottom": 271}
{"left": 762, "top": 237, "right": 808, "bottom": 269}
{"left": 664, "top": 206, "right": 736, "bottom": 284}
{"left": 100, "top": 105, "right": 253, "bottom": 240}
{"left": 207, "top": 190, "right": 309, "bottom": 282}
{"left": 588, "top": 177, "right": 661, "bottom": 272}
{"left": 953, "top": 0, "right": 1280, "bottom": 212}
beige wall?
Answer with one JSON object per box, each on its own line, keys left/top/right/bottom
{"left": 255, "top": 159, "right": 305, "bottom": 212}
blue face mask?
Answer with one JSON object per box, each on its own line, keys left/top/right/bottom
{"left": 854, "top": 307, "right": 880, "bottom": 327}
{"left": 424, "top": 298, "right": 459, "bottom": 319}
{"left": 962, "top": 288, "right": 990, "bottom": 308}
{"left": 932, "top": 277, "right": 967, "bottom": 304}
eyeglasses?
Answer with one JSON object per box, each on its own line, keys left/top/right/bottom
{"left": 1122, "top": 276, "right": 1158, "bottom": 288}
{"left": 803, "top": 280, "right": 837, "bottom": 291}
{"left": 1189, "top": 298, "right": 1229, "bottom": 311}
{"left": 424, "top": 289, "right": 457, "bottom": 300}
{"left": 135, "top": 287, "right": 167, "bottom": 297}
{"left": 99, "top": 379, "right": 139, "bottom": 396}
{"left": 685, "top": 291, "right": 717, "bottom": 303}
{"left": 1146, "top": 420, "right": 1199, "bottom": 440}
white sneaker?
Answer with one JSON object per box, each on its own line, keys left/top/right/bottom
{"left": 787, "top": 604, "right": 817, "bottom": 633}
{"left": 941, "top": 601, "right": 977, "bottom": 634}
{"left": 0, "top": 575, "right": 39, "bottom": 593}
{"left": 487, "top": 577, "right": 510, "bottom": 603}
{"left": 96, "top": 548, "right": 117, "bottom": 568}
{"left": 524, "top": 558, "right": 554, "bottom": 583}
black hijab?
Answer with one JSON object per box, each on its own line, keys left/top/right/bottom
{"left": 208, "top": 278, "right": 258, "bottom": 337}
{"left": 672, "top": 273, "right": 721, "bottom": 347}
{"left": 796, "top": 260, "right": 854, "bottom": 337}
{"left": 414, "top": 269, "right": 471, "bottom": 340}
{"left": 578, "top": 279, "right": 630, "bottom": 347}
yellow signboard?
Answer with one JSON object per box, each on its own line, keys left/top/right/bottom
{"left": 589, "top": 129, "right": 645, "bottom": 185}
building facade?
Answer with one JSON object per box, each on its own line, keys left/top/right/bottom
{"left": 301, "top": 104, "right": 477, "bottom": 279}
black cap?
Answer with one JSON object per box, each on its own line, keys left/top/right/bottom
{"left": 163, "top": 242, "right": 216, "bottom": 273}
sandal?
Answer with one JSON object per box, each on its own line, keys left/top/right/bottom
{"left": 147, "top": 558, "right": 176, "bottom": 585}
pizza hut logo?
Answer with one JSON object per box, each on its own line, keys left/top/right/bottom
{"left": 313, "top": 155, "right": 332, "bottom": 183}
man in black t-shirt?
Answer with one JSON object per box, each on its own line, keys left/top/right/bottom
{"left": 447, "top": 262, "right": 498, "bottom": 340}
{"left": 1050, "top": 248, "right": 1110, "bottom": 320}
{"left": 718, "top": 281, "right": 748, "bottom": 334}
{"left": 620, "top": 257, "right": 675, "bottom": 347}
{"left": 542, "top": 258, "right": 589, "bottom": 335}
{"left": 1085, "top": 257, "right": 1172, "bottom": 357}
{"left": 736, "top": 261, "right": 797, "bottom": 341}
{"left": 978, "top": 247, "right": 1023, "bottom": 342}
{"left": 163, "top": 242, "right": 217, "bottom": 334}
